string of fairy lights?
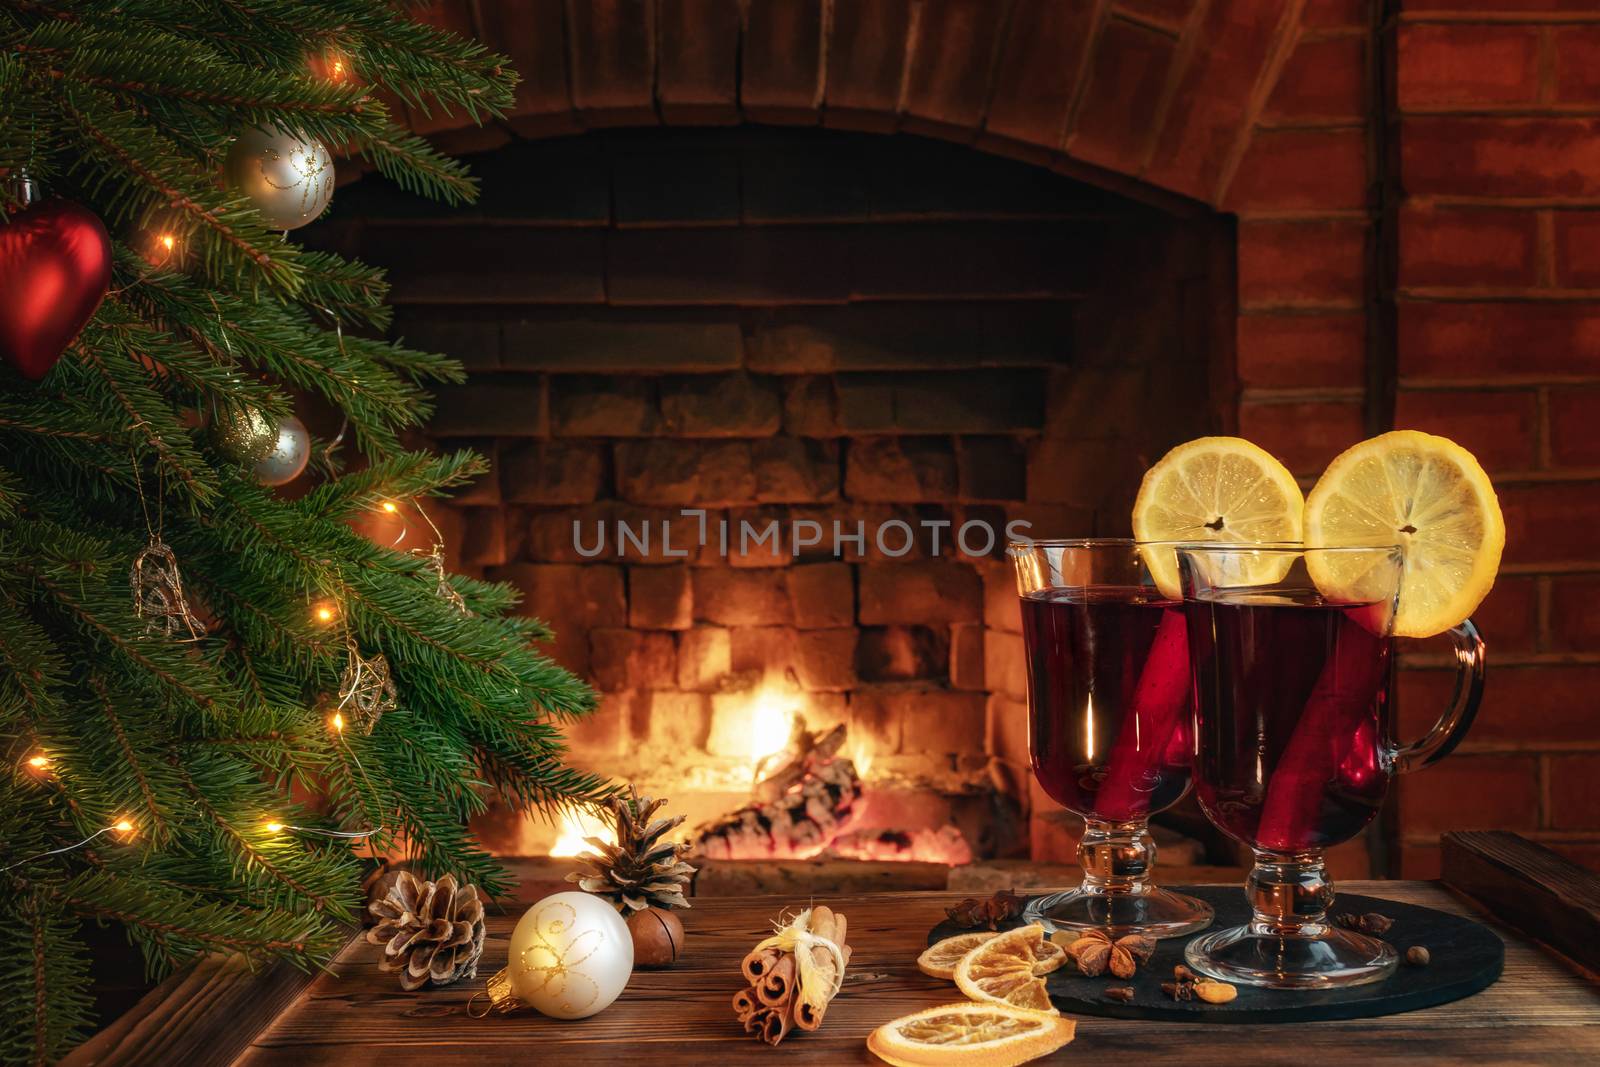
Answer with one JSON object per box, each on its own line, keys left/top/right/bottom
{"left": 5, "top": 492, "right": 451, "bottom": 874}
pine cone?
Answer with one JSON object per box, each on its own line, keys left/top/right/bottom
{"left": 567, "top": 786, "right": 697, "bottom": 914}
{"left": 365, "top": 871, "right": 486, "bottom": 991}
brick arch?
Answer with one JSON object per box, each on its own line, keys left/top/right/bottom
{"left": 397, "top": 0, "right": 1363, "bottom": 215}
{"left": 389, "top": 1, "right": 1378, "bottom": 504}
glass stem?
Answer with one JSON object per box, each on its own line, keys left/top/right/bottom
{"left": 1078, "top": 818, "right": 1155, "bottom": 895}
{"left": 1246, "top": 849, "right": 1334, "bottom": 935}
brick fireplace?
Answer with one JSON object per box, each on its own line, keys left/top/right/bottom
{"left": 312, "top": 0, "right": 1600, "bottom": 879}
{"left": 320, "top": 125, "right": 1226, "bottom": 865}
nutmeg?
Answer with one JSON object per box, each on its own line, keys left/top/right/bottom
{"left": 627, "top": 906, "right": 685, "bottom": 968}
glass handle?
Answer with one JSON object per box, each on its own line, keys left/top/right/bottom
{"left": 1393, "top": 618, "right": 1485, "bottom": 774}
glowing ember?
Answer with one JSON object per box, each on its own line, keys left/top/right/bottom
{"left": 829, "top": 826, "right": 973, "bottom": 865}
{"left": 549, "top": 807, "right": 616, "bottom": 858}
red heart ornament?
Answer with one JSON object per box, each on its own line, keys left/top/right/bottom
{"left": 0, "top": 198, "right": 113, "bottom": 380}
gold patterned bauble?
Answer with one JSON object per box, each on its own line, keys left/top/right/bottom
{"left": 475, "top": 891, "right": 633, "bottom": 1020}
{"left": 211, "top": 405, "right": 278, "bottom": 464}
{"left": 224, "top": 126, "right": 334, "bottom": 231}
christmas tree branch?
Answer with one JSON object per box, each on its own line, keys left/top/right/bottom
{"left": 84, "top": 674, "right": 170, "bottom": 842}
{"left": 57, "top": 89, "right": 299, "bottom": 290}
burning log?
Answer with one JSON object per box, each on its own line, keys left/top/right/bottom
{"left": 695, "top": 724, "right": 863, "bottom": 860}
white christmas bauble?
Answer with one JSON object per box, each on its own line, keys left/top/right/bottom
{"left": 225, "top": 126, "right": 334, "bottom": 230}
{"left": 253, "top": 414, "right": 310, "bottom": 486}
{"left": 507, "top": 891, "right": 633, "bottom": 1019}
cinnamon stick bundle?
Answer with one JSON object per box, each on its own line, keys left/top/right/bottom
{"left": 730, "top": 905, "right": 851, "bottom": 1046}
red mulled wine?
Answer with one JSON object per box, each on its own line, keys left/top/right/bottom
{"left": 1020, "top": 587, "right": 1192, "bottom": 822}
{"left": 1184, "top": 593, "right": 1392, "bottom": 853}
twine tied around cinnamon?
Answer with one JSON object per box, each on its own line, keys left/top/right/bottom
{"left": 750, "top": 907, "right": 847, "bottom": 1008}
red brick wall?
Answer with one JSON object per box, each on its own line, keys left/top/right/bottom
{"left": 350, "top": 0, "right": 1600, "bottom": 869}
{"left": 1389, "top": 5, "right": 1600, "bottom": 876}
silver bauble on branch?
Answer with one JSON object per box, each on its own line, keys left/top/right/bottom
{"left": 211, "top": 404, "right": 279, "bottom": 464}
{"left": 224, "top": 126, "right": 334, "bottom": 230}
{"left": 254, "top": 414, "right": 311, "bottom": 486}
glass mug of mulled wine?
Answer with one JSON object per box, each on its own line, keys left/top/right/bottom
{"left": 1010, "top": 538, "right": 1215, "bottom": 938}
{"left": 1177, "top": 543, "right": 1485, "bottom": 989}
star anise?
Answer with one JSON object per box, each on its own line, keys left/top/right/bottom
{"left": 945, "top": 888, "right": 1025, "bottom": 930}
{"left": 1332, "top": 911, "right": 1394, "bottom": 936}
{"left": 1065, "top": 928, "right": 1156, "bottom": 978}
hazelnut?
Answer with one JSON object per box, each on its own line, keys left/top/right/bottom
{"left": 627, "top": 906, "right": 685, "bottom": 968}
{"left": 1406, "top": 945, "right": 1431, "bottom": 966}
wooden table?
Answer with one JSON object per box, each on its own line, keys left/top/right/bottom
{"left": 69, "top": 834, "right": 1600, "bottom": 1066}
{"left": 230, "top": 881, "right": 1600, "bottom": 1065}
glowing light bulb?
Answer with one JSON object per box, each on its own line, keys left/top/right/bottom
{"left": 314, "top": 603, "right": 336, "bottom": 624}
{"left": 332, "top": 59, "right": 345, "bottom": 77}
{"left": 113, "top": 818, "right": 134, "bottom": 835}
{"left": 159, "top": 234, "right": 175, "bottom": 252}
{"left": 381, "top": 501, "right": 398, "bottom": 514}
{"left": 26, "top": 754, "right": 49, "bottom": 771}
{"left": 331, "top": 711, "right": 344, "bottom": 734}
{"left": 265, "top": 820, "right": 284, "bottom": 834}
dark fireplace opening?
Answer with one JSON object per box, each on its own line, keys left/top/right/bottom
{"left": 312, "top": 124, "right": 1233, "bottom": 876}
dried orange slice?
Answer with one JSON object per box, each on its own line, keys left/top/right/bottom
{"left": 952, "top": 925, "right": 1058, "bottom": 1015}
{"left": 1029, "top": 938, "right": 1067, "bottom": 977}
{"left": 867, "top": 1002, "right": 1076, "bottom": 1067}
{"left": 919, "top": 931, "right": 1067, "bottom": 981}
{"left": 918, "top": 932, "right": 1000, "bottom": 980}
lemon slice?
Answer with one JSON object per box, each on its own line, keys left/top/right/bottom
{"left": 1304, "top": 430, "right": 1504, "bottom": 638}
{"left": 1132, "top": 436, "right": 1305, "bottom": 599}
{"left": 918, "top": 931, "right": 1066, "bottom": 981}
{"left": 867, "top": 1002, "right": 1077, "bottom": 1067}
{"left": 952, "top": 925, "right": 1058, "bottom": 1015}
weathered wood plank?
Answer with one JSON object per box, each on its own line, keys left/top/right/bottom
{"left": 1441, "top": 830, "right": 1600, "bottom": 974}
{"left": 234, "top": 882, "right": 1600, "bottom": 1066}
{"left": 63, "top": 930, "right": 360, "bottom": 1067}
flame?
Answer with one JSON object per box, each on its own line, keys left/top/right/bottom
{"left": 746, "top": 686, "right": 798, "bottom": 769}
{"left": 549, "top": 807, "right": 616, "bottom": 858}
{"left": 849, "top": 737, "right": 876, "bottom": 780}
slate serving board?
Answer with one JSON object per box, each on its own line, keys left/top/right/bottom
{"left": 925, "top": 886, "right": 1504, "bottom": 1023}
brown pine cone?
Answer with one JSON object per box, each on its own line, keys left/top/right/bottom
{"left": 365, "top": 871, "right": 486, "bottom": 991}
